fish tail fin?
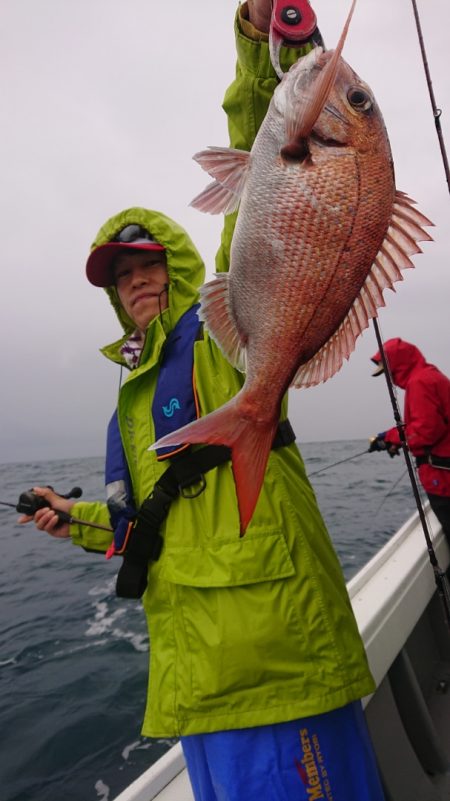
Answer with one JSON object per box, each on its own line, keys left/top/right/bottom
{"left": 232, "top": 416, "right": 278, "bottom": 535}
{"left": 150, "top": 397, "right": 277, "bottom": 534}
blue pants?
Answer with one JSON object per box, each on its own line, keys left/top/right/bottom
{"left": 181, "top": 702, "right": 385, "bottom": 801}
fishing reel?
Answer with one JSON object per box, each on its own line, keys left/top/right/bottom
{"left": 368, "top": 436, "right": 387, "bottom": 453}
{"left": 16, "top": 486, "right": 83, "bottom": 515}
{"left": 368, "top": 436, "right": 400, "bottom": 458}
{"left": 0, "top": 485, "right": 113, "bottom": 535}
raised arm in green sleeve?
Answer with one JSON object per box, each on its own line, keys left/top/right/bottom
{"left": 215, "top": 3, "right": 314, "bottom": 273}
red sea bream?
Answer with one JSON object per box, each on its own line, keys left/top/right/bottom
{"left": 152, "top": 7, "right": 433, "bottom": 532}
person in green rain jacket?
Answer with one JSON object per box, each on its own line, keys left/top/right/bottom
{"left": 22, "top": 3, "right": 386, "bottom": 800}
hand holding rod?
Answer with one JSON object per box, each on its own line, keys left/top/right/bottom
{"left": 1, "top": 487, "right": 112, "bottom": 533}
{"left": 16, "top": 486, "right": 82, "bottom": 515}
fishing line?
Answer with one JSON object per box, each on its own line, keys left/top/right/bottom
{"left": 158, "top": 283, "right": 169, "bottom": 334}
{"left": 116, "top": 283, "right": 169, "bottom": 393}
{"left": 372, "top": 317, "right": 450, "bottom": 630}
{"left": 308, "top": 448, "right": 368, "bottom": 477}
{"left": 373, "top": 467, "right": 409, "bottom": 516}
{"left": 411, "top": 0, "right": 450, "bottom": 195}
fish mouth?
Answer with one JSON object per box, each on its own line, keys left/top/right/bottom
{"left": 281, "top": 130, "right": 345, "bottom": 161}
{"left": 310, "top": 102, "right": 349, "bottom": 148}
{"left": 309, "top": 131, "right": 347, "bottom": 148}
{"left": 281, "top": 138, "right": 310, "bottom": 161}
{"left": 281, "top": 101, "right": 349, "bottom": 159}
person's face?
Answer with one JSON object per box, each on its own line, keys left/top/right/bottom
{"left": 113, "top": 250, "right": 169, "bottom": 332}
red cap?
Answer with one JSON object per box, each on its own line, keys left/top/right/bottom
{"left": 86, "top": 226, "right": 165, "bottom": 287}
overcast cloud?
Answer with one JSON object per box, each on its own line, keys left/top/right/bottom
{"left": 1, "top": 0, "right": 449, "bottom": 465}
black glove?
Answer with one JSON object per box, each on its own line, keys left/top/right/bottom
{"left": 386, "top": 443, "right": 401, "bottom": 458}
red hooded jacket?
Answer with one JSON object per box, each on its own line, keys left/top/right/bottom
{"left": 371, "top": 338, "right": 450, "bottom": 497}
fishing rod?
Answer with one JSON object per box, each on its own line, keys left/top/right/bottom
{"left": 308, "top": 448, "right": 369, "bottom": 477}
{"left": 0, "top": 487, "right": 113, "bottom": 533}
{"left": 411, "top": 0, "right": 450, "bottom": 195}
{"left": 372, "top": 318, "right": 450, "bottom": 629}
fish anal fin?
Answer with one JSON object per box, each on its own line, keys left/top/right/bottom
{"left": 199, "top": 273, "right": 247, "bottom": 371}
{"left": 292, "top": 190, "right": 433, "bottom": 388}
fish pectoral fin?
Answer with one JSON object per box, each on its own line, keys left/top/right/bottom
{"left": 190, "top": 147, "right": 251, "bottom": 214}
{"left": 199, "top": 273, "right": 247, "bottom": 372}
{"left": 291, "top": 190, "right": 433, "bottom": 389}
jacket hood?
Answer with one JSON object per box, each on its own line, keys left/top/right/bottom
{"left": 371, "top": 338, "right": 427, "bottom": 388}
{"left": 88, "top": 207, "right": 205, "bottom": 363}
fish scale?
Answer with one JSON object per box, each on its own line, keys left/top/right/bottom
{"left": 152, "top": 28, "right": 433, "bottom": 533}
{"left": 233, "top": 145, "right": 385, "bottom": 368}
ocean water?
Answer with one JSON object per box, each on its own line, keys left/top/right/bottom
{"left": 0, "top": 442, "right": 423, "bottom": 801}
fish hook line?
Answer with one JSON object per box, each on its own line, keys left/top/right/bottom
{"left": 308, "top": 448, "right": 369, "bottom": 477}
{"left": 410, "top": 0, "right": 450, "bottom": 195}
{"left": 372, "top": 317, "right": 450, "bottom": 630}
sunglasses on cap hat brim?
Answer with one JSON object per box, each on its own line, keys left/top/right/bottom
{"left": 372, "top": 362, "right": 385, "bottom": 377}
{"left": 86, "top": 224, "right": 165, "bottom": 288}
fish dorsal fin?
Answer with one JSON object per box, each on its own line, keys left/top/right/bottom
{"left": 190, "top": 180, "right": 241, "bottom": 215}
{"left": 199, "top": 273, "right": 247, "bottom": 372}
{"left": 291, "top": 191, "right": 433, "bottom": 388}
{"left": 190, "top": 147, "right": 251, "bottom": 216}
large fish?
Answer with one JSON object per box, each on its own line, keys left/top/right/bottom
{"left": 152, "top": 2, "right": 433, "bottom": 532}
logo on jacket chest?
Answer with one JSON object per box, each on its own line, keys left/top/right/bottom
{"left": 162, "top": 398, "right": 181, "bottom": 418}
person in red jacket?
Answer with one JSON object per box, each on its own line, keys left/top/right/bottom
{"left": 370, "top": 338, "right": 450, "bottom": 540}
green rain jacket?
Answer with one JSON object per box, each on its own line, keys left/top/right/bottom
{"left": 70, "top": 15, "right": 375, "bottom": 738}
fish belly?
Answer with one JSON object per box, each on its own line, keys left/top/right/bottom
{"left": 229, "top": 145, "right": 394, "bottom": 391}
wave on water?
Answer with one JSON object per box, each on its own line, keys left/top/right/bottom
{"left": 85, "top": 595, "right": 149, "bottom": 653}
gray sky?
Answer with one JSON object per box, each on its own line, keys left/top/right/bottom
{"left": 1, "top": 0, "right": 449, "bottom": 464}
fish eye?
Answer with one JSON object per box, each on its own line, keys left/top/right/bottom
{"left": 347, "top": 87, "right": 372, "bottom": 112}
